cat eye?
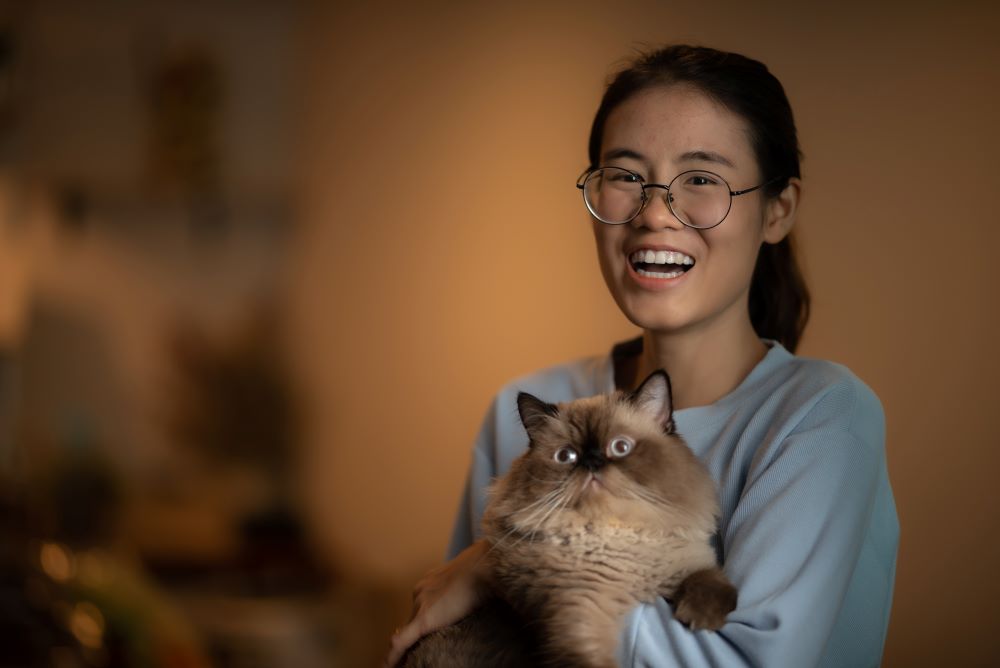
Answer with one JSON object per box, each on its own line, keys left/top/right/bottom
{"left": 553, "top": 447, "right": 578, "bottom": 464}
{"left": 607, "top": 436, "right": 634, "bottom": 459}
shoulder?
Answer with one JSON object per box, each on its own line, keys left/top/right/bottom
{"left": 770, "top": 352, "right": 884, "bottom": 439}
{"left": 734, "top": 348, "right": 887, "bottom": 481}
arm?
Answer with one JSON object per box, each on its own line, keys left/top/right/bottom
{"left": 445, "top": 446, "right": 495, "bottom": 559}
{"left": 621, "top": 381, "right": 898, "bottom": 667}
{"left": 447, "top": 397, "right": 502, "bottom": 558}
{"left": 384, "top": 399, "right": 503, "bottom": 667}
{"left": 384, "top": 539, "right": 493, "bottom": 667}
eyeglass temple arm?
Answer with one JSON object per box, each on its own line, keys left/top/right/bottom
{"left": 731, "top": 174, "right": 785, "bottom": 197}
{"left": 576, "top": 167, "right": 596, "bottom": 189}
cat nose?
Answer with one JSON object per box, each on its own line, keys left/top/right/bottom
{"left": 580, "top": 454, "right": 606, "bottom": 472}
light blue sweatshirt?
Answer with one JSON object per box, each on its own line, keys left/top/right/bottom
{"left": 447, "top": 340, "right": 898, "bottom": 667}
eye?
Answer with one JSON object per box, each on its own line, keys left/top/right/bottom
{"left": 683, "top": 171, "right": 722, "bottom": 187}
{"left": 553, "top": 446, "right": 578, "bottom": 464}
{"left": 606, "top": 168, "right": 643, "bottom": 183}
{"left": 606, "top": 436, "right": 634, "bottom": 459}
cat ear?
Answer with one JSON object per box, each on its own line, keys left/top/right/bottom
{"left": 516, "top": 391, "right": 559, "bottom": 443}
{"left": 629, "top": 370, "right": 675, "bottom": 433}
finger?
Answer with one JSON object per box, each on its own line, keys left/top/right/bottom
{"left": 385, "top": 622, "right": 422, "bottom": 668}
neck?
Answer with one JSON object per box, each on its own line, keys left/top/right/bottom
{"left": 633, "top": 310, "right": 768, "bottom": 411}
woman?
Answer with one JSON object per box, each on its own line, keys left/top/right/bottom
{"left": 387, "top": 45, "right": 898, "bottom": 667}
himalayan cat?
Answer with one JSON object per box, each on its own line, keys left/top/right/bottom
{"left": 403, "top": 370, "right": 737, "bottom": 668}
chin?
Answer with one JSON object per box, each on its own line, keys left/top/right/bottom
{"left": 615, "top": 290, "right": 696, "bottom": 333}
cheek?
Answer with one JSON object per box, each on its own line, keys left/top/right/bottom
{"left": 702, "top": 216, "right": 765, "bottom": 290}
{"left": 591, "top": 222, "right": 626, "bottom": 286}
{"left": 609, "top": 445, "right": 664, "bottom": 487}
{"left": 514, "top": 459, "right": 555, "bottom": 501}
{"left": 531, "top": 450, "right": 576, "bottom": 482}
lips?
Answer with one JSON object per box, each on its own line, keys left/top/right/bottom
{"left": 627, "top": 247, "right": 696, "bottom": 279}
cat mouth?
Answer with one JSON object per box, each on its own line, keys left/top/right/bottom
{"left": 628, "top": 249, "right": 695, "bottom": 279}
{"left": 582, "top": 472, "right": 606, "bottom": 493}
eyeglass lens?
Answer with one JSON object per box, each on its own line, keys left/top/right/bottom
{"left": 583, "top": 167, "right": 732, "bottom": 228}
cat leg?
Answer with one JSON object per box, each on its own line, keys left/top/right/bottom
{"left": 670, "top": 566, "right": 737, "bottom": 631}
{"left": 538, "top": 595, "right": 630, "bottom": 668}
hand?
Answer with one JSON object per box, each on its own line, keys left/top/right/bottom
{"left": 383, "top": 539, "right": 493, "bottom": 667}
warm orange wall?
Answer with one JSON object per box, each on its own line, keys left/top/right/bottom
{"left": 289, "top": 2, "right": 1000, "bottom": 665}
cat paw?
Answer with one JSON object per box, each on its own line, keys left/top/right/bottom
{"left": 672, "top": 568, "right": 737, "bottom": 631}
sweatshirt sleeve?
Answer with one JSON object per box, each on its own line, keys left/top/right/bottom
{"left": 445, "top": 397, "right": 500, "bottom": 560}
{"left": 620, "top": 378, "right": 896, "bottom": 667}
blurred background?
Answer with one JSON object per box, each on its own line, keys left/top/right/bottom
{"left": 0, "top": 0, "right": 997, "bottom": 666}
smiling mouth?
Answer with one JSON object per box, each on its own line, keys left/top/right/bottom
{"left": 628, "top": 249, "right": 695, "bottom": 279}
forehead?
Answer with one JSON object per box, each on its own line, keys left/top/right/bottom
{"left": 560, "top": 397, "right": 615, "bottom": 434}
{"left": 557, "top": 396, "right": 642, "bottom": 439}
{"left": 600, "top": 85, "right": 754, "bottom": 171}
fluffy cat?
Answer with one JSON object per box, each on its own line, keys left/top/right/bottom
{"left": 403, "top": 370, "right": 736, "bottom": 667}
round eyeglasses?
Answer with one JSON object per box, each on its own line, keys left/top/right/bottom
{"left": 576, "top": 166, "right": 782, "bottom": 229}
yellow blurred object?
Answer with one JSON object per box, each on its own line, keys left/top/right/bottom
{"left": 39, "top": 541, "right": 75, "bottom": 583}
{"left": 68, "top": 601, "right": 105, "bottom": 650}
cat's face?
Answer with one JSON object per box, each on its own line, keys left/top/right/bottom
{"left": 503, "top": 371, "right": 710, "bottom": 525}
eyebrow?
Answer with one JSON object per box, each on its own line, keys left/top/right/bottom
{"left": 678, "top": 150, "right": 736, "bottom": 169}
{"left": 601, "top": 147, "right": 646, "bottom": 162}
{"left": 601, "top": 147, "right": 736, "bottom": 170}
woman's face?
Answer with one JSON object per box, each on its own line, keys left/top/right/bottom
{"left": 592, "top": 85, "right": 790, "bottom": 338}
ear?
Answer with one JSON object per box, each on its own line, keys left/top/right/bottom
{"left": 516, "top": 392, "right": 559, "bottom": 443}
{"left": 762, "top": 177, "right": 801, "bottom": 244}
{"left": 628, "top": 369, "right": 675, "bottom": 433}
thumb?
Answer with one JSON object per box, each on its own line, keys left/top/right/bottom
{"left": 384, "top": 620, "right": 424, "bottom": 668}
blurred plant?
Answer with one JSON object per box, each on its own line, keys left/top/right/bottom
{"left": 166, "top": 311, "right": 298, "bottom": 487}
{"left": 146, "top": 47, "right": 222, "bottom": 199}
{"left": 162, "top": 311, "right": 325, "bottom": 595}
{"left": 43, "top": 423, "right": 121, "bottom": 549}
{"left": 0, "top": 449, "right": 211, "bottom": 667}
{"left": 143, "top": 43, "right": 226, "bottom": 231}
{"left": 0, "top": 27, "right": 17, "bottom": 150}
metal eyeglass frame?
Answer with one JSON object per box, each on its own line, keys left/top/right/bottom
{"left": 576, "top": 166, "right": 784, "bottom": 229}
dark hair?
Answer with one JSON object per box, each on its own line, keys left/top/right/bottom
{"left": 588, "top": 45, "right": 810, "bottom": 352}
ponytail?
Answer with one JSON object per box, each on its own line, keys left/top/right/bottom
{"left": 749, "top": 234, "right": 810, "bottom": 352}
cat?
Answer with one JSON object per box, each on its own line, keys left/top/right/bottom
{"left": 403, "top": 370, "right": 737, "bottom": 668}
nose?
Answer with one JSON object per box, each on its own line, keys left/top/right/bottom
{"left": 579, "top": 449, "right": 606, "bottom": 472}
{"left": 632, "top": 184, "right": 685, "bottom": 232}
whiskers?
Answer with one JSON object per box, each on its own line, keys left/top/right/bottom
{"left": 523, "top": 471, "right": 565, "bottom": 485}
{"left": 619, "top": 482, "right": 676, "bottom": 510}
{"left": 488, "top": 477, "right": 575, "bottom": 554}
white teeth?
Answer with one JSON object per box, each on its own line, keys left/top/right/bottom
{"left": 637, "top": 268, "right": 684, "bottom": 279}
{"left": 629, "top": 249, "right": 695, "bottom": 266}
